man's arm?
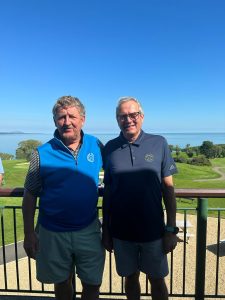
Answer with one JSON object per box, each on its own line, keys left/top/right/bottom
{"left": 162, "top": 175, "right": 178, "bottom": 253}
{"left": 22, "top": 150, "right": 41, "bottom": 259}
{"left": 22, "top": 189, "right": 38, "bottom": 259}
{"left": 162, "top": 175, "right": 176, "bottom": 227}
{"left": 102, "top": 184, "right": 113, "bottom": 252}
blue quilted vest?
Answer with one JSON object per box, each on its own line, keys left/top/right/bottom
{"left": 37, "top": 133, "right": 102, "bottom": 231}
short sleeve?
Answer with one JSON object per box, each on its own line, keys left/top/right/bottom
{"left": 24, "top": 150, "right": 42, "bottom": 196}
{"left": 161, "top": 139, "right": 178, "bottom": 178}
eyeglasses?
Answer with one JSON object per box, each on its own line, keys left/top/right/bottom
{"left": 117, "top": 111, "right": 141, "bottom": 122}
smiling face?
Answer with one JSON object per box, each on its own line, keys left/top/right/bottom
{"left": 117, "top": 100, "right": 144, "bottom": 142}
{"left": 54, "top": 105, "right": 85, "bottom": 146}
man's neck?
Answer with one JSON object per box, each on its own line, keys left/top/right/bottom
{"left": 62, "top": 133, "right": 83, "bottom": 150}
{"left": 66, "top": 140, "right": 81, "bottom": 151}
{"left": 124, "top": 131, "right": 141, "bottom": 143}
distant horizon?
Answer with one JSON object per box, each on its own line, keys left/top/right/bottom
{"left": 1, "top": 132, "right": 225, "bottom": 155}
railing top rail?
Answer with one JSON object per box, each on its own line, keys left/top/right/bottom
{"left": 1, "top": 187, "right": 225, "bottom": 198}
{"left": 0, "top": 187, "right": 24, "bottom": 197}
{"left": 175, "top": 188, "right": 225, "bottom": 198}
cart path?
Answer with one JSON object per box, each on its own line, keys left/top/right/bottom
{"left": 0, "top": 241, "right": 26, "bottom": 265}
{"left": 194, "top": 166, "right": 225, "bottom": 181}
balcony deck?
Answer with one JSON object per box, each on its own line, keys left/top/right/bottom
{"left": 1, "top": 187, "right": 225, "bottom": 300}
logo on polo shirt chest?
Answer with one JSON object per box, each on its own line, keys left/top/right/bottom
{"left": 87, "top": 153, "right": 95, "bottom": 162}
{"left": 144, "top": 153, "right": 154, "bottom": 162}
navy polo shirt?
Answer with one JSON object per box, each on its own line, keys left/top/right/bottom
{"left": 103, "top": 130, "right": 177, "bottom": 242}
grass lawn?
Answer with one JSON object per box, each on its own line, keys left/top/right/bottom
{"left": 0, "top": 159, "right": 30, "bottom": 245}
{"left": 2, "top": 159, "right": 29, "bottom": 188}
{"left": 174, "top": 158, "right": 225, "bottom": 213}
{"left": 211, "top": 157, "right": 225, "bottom": 167}
{"left": 174, "top": 163, "right": 223, "bottom": 188}
{"left": 0, "top": 158, "right": 225, "bottom": 245}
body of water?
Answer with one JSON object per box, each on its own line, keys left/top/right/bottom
{"left": 0, "top": 132, "right": 225, "bottom": 156}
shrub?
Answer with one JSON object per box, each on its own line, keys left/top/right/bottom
{"left": 188, "top": 155, "right": 211, "bottom": 166}
{"left": 174, "top": 156, "right": 188, "bottom": 163}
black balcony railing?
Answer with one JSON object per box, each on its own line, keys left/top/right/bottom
{"left": 1, "top": 188, "right": 225, "bottom": 300}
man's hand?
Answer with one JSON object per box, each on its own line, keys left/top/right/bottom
{"left": 102, "top": 226, "right": 113, "bottom": 252}
{"left": 163, "top": 232, "right": 178, "bottom": 254}
{"left": 23, "top": 232, "right": 39, "bottom": 259}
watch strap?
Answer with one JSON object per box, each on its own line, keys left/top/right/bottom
{"left": 165, "top": 225, "right": 179, "bottom": 234}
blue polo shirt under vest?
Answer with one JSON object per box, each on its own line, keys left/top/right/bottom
{"left": 37, "top": 131, "right": 102, "bottom": 232}
{"left": 103, "top": 130, "right": 177, "bottom": 242}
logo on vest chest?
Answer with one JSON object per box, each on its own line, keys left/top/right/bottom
{"left": 87, "top": 153, "right": 95, "bottom": 162}
{"left": 144, "top": 153, "right": 154, "bottom": 162}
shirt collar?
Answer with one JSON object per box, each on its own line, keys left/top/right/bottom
{"left": 119, "top": 130, "right": 145, "bottom": 148}
{"left": 54, "top": 129, "right": 84, "bottom": 146}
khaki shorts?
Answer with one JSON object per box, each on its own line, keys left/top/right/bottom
{"left": 36, "top": 218, "right": 105, "bottom": 285}
{"left": 113, "top": 238, "right": 168, "bottom": 278}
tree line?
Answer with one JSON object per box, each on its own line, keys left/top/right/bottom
{"left": 0, "top": 140, "right": 42, "bottom": 161}
{"left": 0, "top": 140, "right": 225, "bottom": 166}
{"left": 170, "top": 141, "right": 225, "bottom": 166}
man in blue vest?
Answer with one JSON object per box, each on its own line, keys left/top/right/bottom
{"left": 102, "top": 96, "right": 178, "bottom": 300}
{"left": 22, "top": 96, "right": 105, "bottom": 300}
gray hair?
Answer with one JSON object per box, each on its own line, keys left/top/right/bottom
{"left": 116, "top": 96, "right": 144, "bottom": 116}
{"left": 52, "top": 96, "right": 85, "bottom": 118}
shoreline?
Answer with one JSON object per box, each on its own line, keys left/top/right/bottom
{"left": 1, "top": 132, "right": 225, "bottom": 156}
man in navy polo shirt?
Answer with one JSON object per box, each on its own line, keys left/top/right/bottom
{"left": 102, "top": 96, "right": 178, "bottom": 300}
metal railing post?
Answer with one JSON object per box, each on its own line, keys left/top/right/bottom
{"left": 195, "top": 197, "right": 208, "bottom": 300}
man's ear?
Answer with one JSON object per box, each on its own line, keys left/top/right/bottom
{"left": 81, "top": 115, "right": 86, "bottom": 126}
{"left": 53, "top": 116, "right": 57, "bottom": 127}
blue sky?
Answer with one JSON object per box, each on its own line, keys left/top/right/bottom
{"left": 1, "top": 0, "right": 225, "bottom": 134}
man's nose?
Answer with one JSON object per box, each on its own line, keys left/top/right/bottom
{"left": 64, "top": 115, "right": 71, "bottom": 124}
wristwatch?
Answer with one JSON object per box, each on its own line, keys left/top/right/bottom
{"left": 165, "top": 225, "right": 179, "bottom": 234}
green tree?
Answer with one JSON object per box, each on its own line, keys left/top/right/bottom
{"left": 199, "top": 141, "right": 215, "bottom": 159}
{"left": 169, "top": 144, "right": 174, "bottom": 152}
{"left": 175, "top": 145, "right": 181, "bottom": 158}
{"left": 16, "top": 140, "right": 42, "bottom": 161}
{"left": 195, "top": 147, "right": 200, "bottom": 156}
{"left": 185, "top": 144, "right": 194, "bottom": 158}
{"left": 0, "top": 152, "right": 14, "bottom": 160}
{"left": 214, "top": 145, "right": 223, "bottom": 158}
{"left": 221, "top": 146, "right": 225, "bottom": 158}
